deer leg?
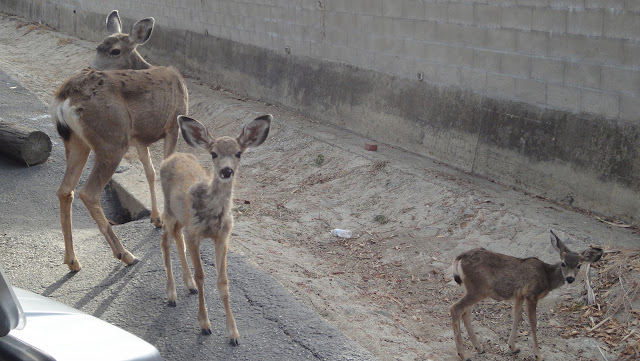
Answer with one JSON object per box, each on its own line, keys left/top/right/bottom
{"left": 451, "top": 294, "right": 483, "bottom": 361}
{"left": 462, "top": 311, "right": 483, "bottom": 354}
{"left": 187, "top": 237, "right": 211, "bottom": 334}
{"left": 214, "top": 234, "right": 239, "bottom": 346}
{"left": 78, "top": 150, "right": 138, "bottom": 266}
{"left": 526, "top": 299, "right": 543, "bottom": 361}
{"left": 135, "top": 145, "right": 162, "bottom": 227}
{"left": 172, "top": 223, "right": 197, "bottom": 294}
{"left": 507, "top": 297, "right": 524, "bottom": 354}
{"left": 57, "top": 135, "right": 90, "bottom": 272}
{"left": 163, "top": 126, "right": 179, "bottom": 159}
{"left": 161, "top": 219, "right": 177, "bottom": 306}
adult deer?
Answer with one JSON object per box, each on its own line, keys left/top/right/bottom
{"left": 160, "top": 114, "right": 271, "bottom": 344}
{"left": 50, "top": 12, "right": 188, "bottom": 271}
{"left": 450, "top": 230, "right": 603, "bottom": 361}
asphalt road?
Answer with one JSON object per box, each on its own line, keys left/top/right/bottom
{"left": 0, "top": 69, "right": 375, "bottom": 360}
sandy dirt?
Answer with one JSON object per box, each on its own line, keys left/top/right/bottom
{"left": 1, "top": 13, "right": 638, "bottom": 361}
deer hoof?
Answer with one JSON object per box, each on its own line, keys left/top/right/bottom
{"left": 66, "top": 259, "right": 82, "bottom": 272}
{"left": 230, "top": 338, "right": 239, "bottom": 346}
{"left": 167, "top": 300, "right": 176, "bottom": 307}
{"left": 201, "top": 328, "right": 212, "bottom": 336}
{"left": 151, "top": 215, "right": 163, "bottom": 228}
{"left": 511, "top": 348, "right": 520, "bottom": 355}
{"left": 189, "top": 288, "right": 198, "bottom": 295}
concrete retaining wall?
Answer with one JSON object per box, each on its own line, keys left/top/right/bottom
{"left": 1, "top": 0, "right": 638, "bottom": 225}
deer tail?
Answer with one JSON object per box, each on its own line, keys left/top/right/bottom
{"left": 452, "top": 258, "right": 463, "bottom": 285}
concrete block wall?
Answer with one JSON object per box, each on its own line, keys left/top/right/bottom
{"left": 2, "top": 0, "right": 639, "bottom": 225}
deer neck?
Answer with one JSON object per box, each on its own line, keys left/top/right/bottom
{"left": 131, "top": 51, "right": 152, "bottom": 70}
{"left": 547, "top": 262, "right": 567, "bottom": 290}
{"left": 205, "top": 176, "right": 234, "bottom": 213}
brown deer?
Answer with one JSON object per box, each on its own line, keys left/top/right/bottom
{"left": 450, "top": 230, "right": 603, "bottom": 361}
{"left": 50, "top": 12, "right": 188, "bottom": 271}
{"left": 160, "top": 114, "right": 271, "bottom": 344}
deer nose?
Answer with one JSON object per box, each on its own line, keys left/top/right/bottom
{"left": 220, "top": 167, "right": 234, "bottom": 179}
{"left": 566, "top": 276, "right": 575, "bottom": 284}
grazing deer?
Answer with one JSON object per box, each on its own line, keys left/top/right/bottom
{"left": 450, "top": 230, "right": 603, "bottom": 361}
{"left": 160, "top": 114, "right": 271, "bottom": 344}
{"left": 50, "top": 10, "right": 187, "bottom": 271}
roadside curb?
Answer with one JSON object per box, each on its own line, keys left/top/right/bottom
{"left": 110, "top": 163, "right": 160, "bottom": 222}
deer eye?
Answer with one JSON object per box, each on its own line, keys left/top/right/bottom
{"left": 109, "top": 49, "right": 121, "bottom": 56}
{"left": 235, "top": 151, "right": 242, "bottom": 159}
{"left": 211, "top": 152, "right": 218, "bottom": 159}
{"left": 561, "top": 262, "right": 567, "bottom": 268}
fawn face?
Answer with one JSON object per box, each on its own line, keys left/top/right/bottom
{"left": 207, "top": 137, "right": 243, "bottom": 183}
{"left": 178, "top": 114, "right": 272, "bottom": 182}
{"left": 551, "top": 230, "right": 603, "bottom": 284}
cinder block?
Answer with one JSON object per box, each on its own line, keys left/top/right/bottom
{"left": 382, "top": 1, "right": 401, "bottom": 18}
{"left": 474, "top": 4, "right": 501, "bottom": 28}
{"left": 581, "top": 89, "right": 620, "bottom": 118}
{"left": 502, "top": 6, "right": 532, "bottom": 31}
{"left": 531, "top": 57, "right": 564, "bottom": 82}
{"left": 548, "top": 35, "right": 624, "bottom": 65}
{"left": 371, "top": 35, "right": 403, "bottom": 54}
{"left": 567, "top": 9, "right": 604, "bottom": 37}
{"left": 351, "top": 0, "right": 383, "bottom": 16}
{"left": 424, "top": 2, "right": 447, "bottom": 22}
{"left": 604, "top": 11, "right": 640, "bottom": 40}
{"left": 500, "top": 53, "right": 531, "bottom": 78}
{"left": 601, "top": 67, "right": 640, "bottom": 94}
{"left": 324, "top": 11, "right": 351, "bottom": 30}
{"left": 547, "top": 83, "right": 580, "bottom": 111}
{"left": 564, "top": 62, "right": 601, "bottom": 89}
{"left": 473, "top": 48, "right": 501, "bottom": 72}
{"left": 624, "top": 41, "right": 640, "bottom": 68}
{"left": 485, "top": 28, "right": 517, "bottom": 52}
{"left": 435, "top": 22, "right": 486, "bottom": 47}
{"left": 514, "top": 77, "right": 547, "bottom": 104}
{"left": 619, "top": 94, "right": 640, "bottom": 121}
{"left": 585, "top": 0, "right": 624, "bottom": 10}
{"left": 447, "top": 3, "right": 474, "bottom": 25}
{"left": 374, "top": 16, "right": 394, "bottom": 36}
{"left": 403, "top": 38, "right": 428, "bottom": 58}
{"left": 625, "top": 0, "right": 640, "bottom": 12}
{"left": 486, "top": 73, "right": 516, "bottom": 98}
{"left": 419, "top": 61, "right": 461, "bottom": 86}
{"left": 516, "top": 31, "right": 548, "bottom": 56}
{"left": 402, "top": 0, "right": 426, "bottom": 21}
{"left": 532, "top": 8, "right": 565, "bottom": 33}
{"left": 323, "top": 0, "right": 351, "bottom": 12}
{"left": 392, "top": 18, "right": 420, "bottom": 39}
{"left": 460, "top": 67, "right": 487, "bottom": 91}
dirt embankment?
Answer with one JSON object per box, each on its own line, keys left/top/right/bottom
{"left": 1, "top": 13, "right": 638, "bottom": 361}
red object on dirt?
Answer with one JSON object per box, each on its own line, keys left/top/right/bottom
{"left": 365, "top": 143, "right": 378, "bottom": 151}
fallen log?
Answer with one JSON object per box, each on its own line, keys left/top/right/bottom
{"left": 0, "top": 120, "right": 52, "bottom": 166}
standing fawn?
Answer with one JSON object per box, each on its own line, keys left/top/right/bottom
{"left": 160, "top": 114, "right": 271, "bottom": 344}
{"left": 50, "top": 11, "right": 187, "bottom": 271}
{"left": 450, "top": 230, "right": 603, "bottom": 361}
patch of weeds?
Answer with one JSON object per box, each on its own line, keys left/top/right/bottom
{"left": 373, "top": 214, "right": 389, "bottom": 224}
{"left": 314, "top": 154, "right": 325, "bottom": 166}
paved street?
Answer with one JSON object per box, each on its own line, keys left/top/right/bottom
{"left": 0, "top": 68, "right": 374, "bottom": 360}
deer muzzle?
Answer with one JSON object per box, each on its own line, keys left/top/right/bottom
{"left": 220, "top": 167, "right": 234, "bottom": 179}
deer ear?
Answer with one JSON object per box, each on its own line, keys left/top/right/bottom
{"left": 106, "top": 10, "right": 122, "bottom": 34}
{"left": 237, "top": 114, "right": 272, "bottom": 150}
{"left": 129, "top": 17, "right": 154, "bottom": 45}
{"left": 178, "top": 115, "right": 212, "bottom": 150}
{"left": 550, "top": 229, "right": 568, "bottom": 254}
{"left": 581, "top": 247, "right": 603, "bottom": 264}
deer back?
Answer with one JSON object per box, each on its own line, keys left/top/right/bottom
{"left": 51, "top": 67, "right": 187, "bottom": 149}
{"left": 455, "top": 248, "right": 561, "bottom": 302}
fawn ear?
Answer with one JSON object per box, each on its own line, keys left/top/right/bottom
{"left": 581, "top": 247, "right": 603, "bottom": 264}
{"left": 237, "top": 114, "right": 272, "bottom": 150}
{"left": 129, "top": 17, "right": 154, "bottom": 45}
{"left": 550, "top": 229, "right": 569, "bottom": 255}
{"left": 106, "top": 10, "right": 122, "bottom": 34}
{"left": 178, "top": 115, "right": 212, "bottom": 150}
